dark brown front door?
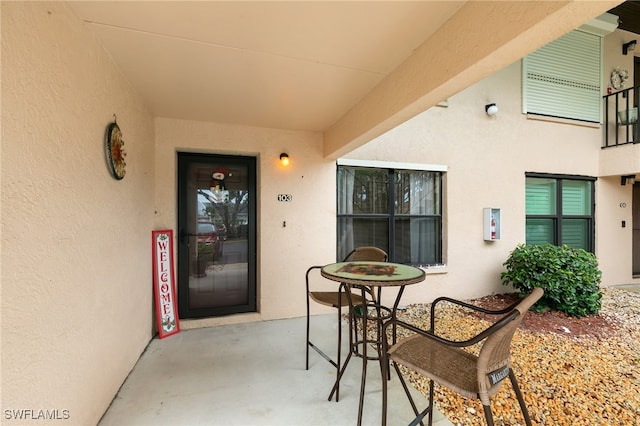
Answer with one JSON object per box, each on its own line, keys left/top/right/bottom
{"left": 177, "top": 152, "right": 256, "bottom": 318}
{"left": 633, "top": 183, "right": 640, "bottom": 277}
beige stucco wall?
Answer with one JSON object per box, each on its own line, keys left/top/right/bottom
{"left": 345, "top": 51, "right": 639, "bottom": 304}
{"left": 596, "top": 175, "right": 634, "bottom": 286}
{"left": 156, "top": 31, "right": 640, "bottom": 321}
{"left": 2, "top": 3, "right": 639, "bottom": 425}
{"left": 154, "top": 118, "right": 337, "bottom": 325}
{"left": 1, "top": 2, "right": 155, "bottom": 424}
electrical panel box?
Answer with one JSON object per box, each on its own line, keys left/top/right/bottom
{"left": 483, "top": 208, "right": 501, "bottom": 241}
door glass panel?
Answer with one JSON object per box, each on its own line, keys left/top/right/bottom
{"left": 177, "top": 153, "right": 256, "bottom": 318}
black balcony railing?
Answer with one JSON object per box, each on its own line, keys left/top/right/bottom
{"left": 603, "top": 86, "right": 639, "bottom": 148}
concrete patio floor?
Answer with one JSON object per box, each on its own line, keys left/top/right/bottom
{"left": 98, "top": 314, "right": 453, "bottom": 426}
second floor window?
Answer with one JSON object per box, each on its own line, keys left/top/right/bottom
{"left": 522, "top": 28, "right": 602, "bottom": 123}
{"left": 337, "top": 165, "right": 442, "bottom": 266}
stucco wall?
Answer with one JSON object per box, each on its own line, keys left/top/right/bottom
{"left": 2, "top": 3, "right": 639, "bottom": 424}
{"left": 346, "top": 57, "right": 636, "bottom": 304}
{"left": 596, "top": 175, "right": 634, "bottom": 285}
{"left": 596, "top": 28, "right": 640, "bottom": 286}
{"left": 156, "top": 50, "right": 640, "bottom": 320}
{"left": 1, "top": 2, "right": 155, "bottom": 424}
{"left": 154, "top": 118, "right": 336, "bottom": 324}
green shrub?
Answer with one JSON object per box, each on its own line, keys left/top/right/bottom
{"left": 197, "top": 242, "right": 215, "bottom": 258}
{"left": 501, "top": 244, "right": 602, "bottom": 317}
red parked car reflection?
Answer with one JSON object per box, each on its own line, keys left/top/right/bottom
{"left": 197, "top": 222, "right": 223, "bottom": 260}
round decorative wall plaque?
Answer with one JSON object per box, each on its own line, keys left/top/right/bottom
{"left": 105, "top": 120, "right": 126, "bottom": 180}
{"left": 610, "top": 68, "right": 628, "bottom": 90}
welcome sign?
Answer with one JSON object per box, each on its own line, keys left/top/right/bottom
{"left": 152, "top": 230, "right": 180, "bottom": 338}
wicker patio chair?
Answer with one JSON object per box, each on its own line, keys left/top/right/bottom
{"left": 305, "top": 246, "right": 388, "bottom": 401}
{"left": 381, "top": 287, "right": 544, "bottom": 426}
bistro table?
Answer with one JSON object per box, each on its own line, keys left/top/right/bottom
{"left": 320, "top": 261, "right": 426, "bottom": 426}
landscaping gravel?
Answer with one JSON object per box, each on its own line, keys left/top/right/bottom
{"left": 394, "top": 287, "right": 640, "bottom": 426}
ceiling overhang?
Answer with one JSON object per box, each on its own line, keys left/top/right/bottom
{"left": 323, "top": 0, "right": 623, "bottom": 158}
{"left": 69, "top": 1, "right": 623, "bottom": 159}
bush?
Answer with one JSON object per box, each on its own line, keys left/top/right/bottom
{"left": 501, "top": 244, "right": 602, "bottom": 317}
{"left": 197, "top": 242, "right": 215, "bottom": 259}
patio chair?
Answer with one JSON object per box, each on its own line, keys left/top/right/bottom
{"left": 305, "top": 246, "right": 388, "bottom": 401}
{"left": 381, "top": 287, "right": 544, "bottom": 426}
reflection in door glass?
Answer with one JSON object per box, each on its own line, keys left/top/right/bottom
{"left": 178, "top": 153, "right": 256, "bottom": 318}
{"left": 190, "top": 169, "right": 248, "bottom": 308}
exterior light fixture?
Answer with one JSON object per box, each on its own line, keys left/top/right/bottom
{"left": 485, "top": 103, "right": 498, "bottom": 116}
{"left": 621, "top": 174, "right": 636, "bottom": 185}
{"left": 623, "top": 40, "right": 637, "bottom": 55}
{"left": 280, "top": 153, "right": 290, "bottom": 166}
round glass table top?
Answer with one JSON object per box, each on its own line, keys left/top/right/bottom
{"left": 321, "top": 261, "right": 425, "bottom": 286}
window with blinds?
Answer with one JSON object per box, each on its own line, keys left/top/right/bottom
{"left": 525, "top": 174, "right": 595, "bottom": 251}
{"left": 337, "top": 165, "right": 443, "bottom": 266}
{"left": 522, "top": 29, "right": 602, "bottom": 123}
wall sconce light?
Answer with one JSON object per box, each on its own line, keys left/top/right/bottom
{"left": 485, "top": 103, "right": 498, "bottom": 116}
{"left": 623, "top": 40, "right": 637, "bottom": 55}
{"left": 621, "top": 174, "right": 636, "bottom": 185}
{"left": 279, "top": 153, "right": 290, "bottom": 167}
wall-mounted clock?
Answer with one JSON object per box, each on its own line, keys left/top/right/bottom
{"left": 105, "top": 121, "right": 126, "bottom": 180}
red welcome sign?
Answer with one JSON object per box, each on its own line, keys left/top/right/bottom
{"left": 152, "top": 230, "right": 180, "bottom": 338}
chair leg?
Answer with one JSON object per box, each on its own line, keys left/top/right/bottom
{"left": 408, "top": 409, "right": 430, "bottom": 426}
{"left": 305, "top": 267, "right": 315, "bottom": 371}
{"left": 509, "top": 369, "right": 532, "bottom": 426}
{"left": 306, "top": 297, "right": 341, "bottom": 382}
{"left": 427, "top": 379, "right": 434, "bottom": 426}
{"left": 334, "top": 301, "right": 342, "bottom": 402}
{"left": 391, "top": 362, "right": 428, "bottom": 426}
{"left": 382, "top": 358, "right": 428, "bottom": 426}
{"left": 482, "top": 404, "right": 495, "bottom": 426}
{"left": 306, "top": 293, "right": 310, "bottom": 370}
{"left": 329, "top": 290, "right": 360, "bottom": 403}
{"left": 382, "top": 346, "right": 389, "bottom": 426}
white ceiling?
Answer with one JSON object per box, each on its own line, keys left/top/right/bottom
{"left": 68, "top": 1, "right": 621, "bottom": 155}
{"left": 68, "top": 1, "right": 465, "bottom": 132}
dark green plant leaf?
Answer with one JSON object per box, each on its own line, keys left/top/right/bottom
{"left": 501, "top": 243, "right": 602, "bottom": 317}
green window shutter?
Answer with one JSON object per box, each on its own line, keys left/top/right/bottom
{"left": 523, "top": 30, "right": 602, "bottom": 123}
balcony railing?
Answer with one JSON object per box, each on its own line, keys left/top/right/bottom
{"left": 603, "top": 86, "right": 639, "bottom": 148}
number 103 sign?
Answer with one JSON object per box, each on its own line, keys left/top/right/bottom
{"left": 152, "top": 230, "right": 180, "bottom": 338}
